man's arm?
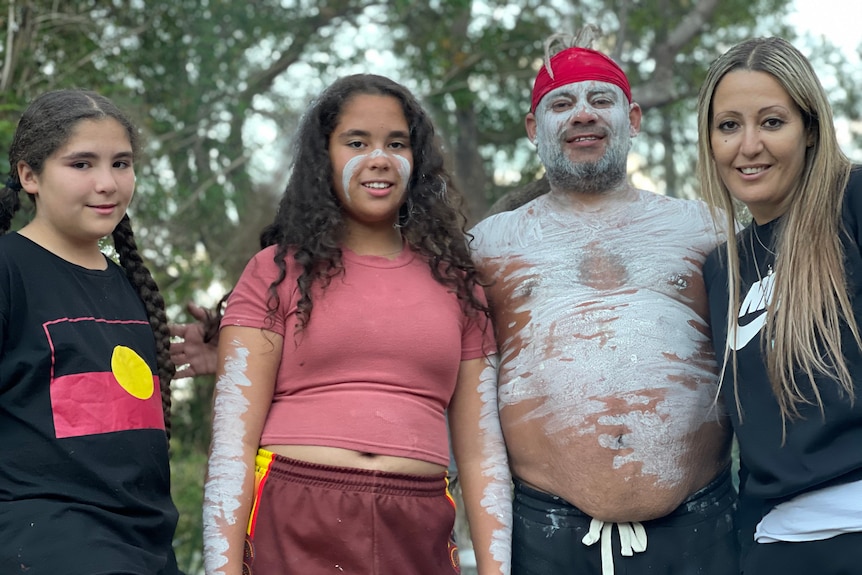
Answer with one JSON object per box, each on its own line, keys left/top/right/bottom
{"left": 449, "top": 355, "right": 512, "bottom": 575}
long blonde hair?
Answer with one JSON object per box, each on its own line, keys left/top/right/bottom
{"left": 696, "top": 37, "right": 859, "bottom": 426}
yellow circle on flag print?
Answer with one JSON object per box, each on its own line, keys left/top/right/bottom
{"left": 111, "top": 345, "right": 155, "bottom": 400}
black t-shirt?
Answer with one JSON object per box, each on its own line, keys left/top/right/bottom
{"left": 703, "top": 167, "right": 862, "bottom": 505}
{"left": 0, "top": 233, "right": 180, "bottom": 575}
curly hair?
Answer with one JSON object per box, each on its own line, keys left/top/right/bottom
{"left": 1, "top": 89, "right": 175, "bottom": 438}
{"left": 258, "top": 74, "right": 489, "bottom": 332}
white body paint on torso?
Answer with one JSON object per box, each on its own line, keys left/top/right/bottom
{"left": 471, "top": 191, "right": 723, "bottom": 486}
{"left": 341, "top": 148, "right": 411, "bottom": 201}
{"left": 203, "top": 342, "right": 252, "bottom": 575}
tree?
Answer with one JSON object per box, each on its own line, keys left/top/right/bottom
{"left": 2, "top": 2, "right": 859, "bottom": 572}
{"left": 388, "top": 0, "right": 801, "bottom": 214}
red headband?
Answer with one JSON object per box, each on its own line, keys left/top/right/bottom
{"left": 530, "top": 47, "right": 632, "bottom": 112}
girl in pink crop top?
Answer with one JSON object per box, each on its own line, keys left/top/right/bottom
{"left": 199, "top": 74, "right": 510, "bottom": 575}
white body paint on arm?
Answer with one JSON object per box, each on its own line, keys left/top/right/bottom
{"left": 203, "top": 342, "right": 252, "bottom": 575}
{"left": 477, "top": 356, "right": 513, "bottom": 574}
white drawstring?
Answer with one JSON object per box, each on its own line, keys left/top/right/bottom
{"left": 582, "top": 518, "right": 648, "bottom": 575}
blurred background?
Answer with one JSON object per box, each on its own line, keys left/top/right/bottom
{"left": 2, "top": 1, "right": 859, "bottom": 572}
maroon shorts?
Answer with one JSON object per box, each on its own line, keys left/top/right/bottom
{"left": 244, "top": 449, "right": 461, "bottom": 575}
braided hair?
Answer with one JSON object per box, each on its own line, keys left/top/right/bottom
{"left": 2, "top": 89, "right": 175, "bottom": 438}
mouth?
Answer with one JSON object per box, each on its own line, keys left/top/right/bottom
{"left": 568, "top": 135, "right": 600, "bottom": 143}
{"left": 88, "top": 203, "right": 119, "bottom": 214}
{"left": 563, "top": 129, "right": 606, "bottom": 145}
{"left": 362, "top": 181, "right": 395, "bottom": 197}
{"left": 736, "top": 165, "right": 769, "bottom": 176}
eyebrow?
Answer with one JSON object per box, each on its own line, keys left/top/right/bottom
{"left": 59, "top": 150, "right": 134, "bottom": 161}
{"left": 335, "top": 129, "right": 410, "bottom": 139}
{"left": 759, "top": 105, "right": 791, "bottom": 114}
{"left": 713, "top": 104, "right": 791, "bottom": 117}
{"left": 549, "top": 87, "right": 617, "bottom": 100}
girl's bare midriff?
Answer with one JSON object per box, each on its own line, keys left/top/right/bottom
{"left": 263, "top": 444, "right": 447, "bottom": 476}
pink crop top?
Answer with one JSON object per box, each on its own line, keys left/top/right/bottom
{"left": 222, "top": 244, "right": 494, "bottom": 466}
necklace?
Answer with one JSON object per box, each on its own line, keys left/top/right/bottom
{"left": 752, "top": 224, "right": 777, "bottom": 256}
{"left": 748, "top": 226, "right": 775, "bottom": 283}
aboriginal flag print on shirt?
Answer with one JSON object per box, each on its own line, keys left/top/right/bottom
{"left": 46, "top": 316, "right": 164, "bottom": 438}
{"left": 0, "top": 233, "right": 181, "bottom": 575}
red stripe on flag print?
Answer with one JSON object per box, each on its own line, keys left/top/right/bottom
{"left": 51, "top": 371, "right": 165, "bottom": 438}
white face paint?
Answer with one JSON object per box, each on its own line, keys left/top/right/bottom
{"left": 476, "top": 355, "right": 512, "bottom": 575}
{"left": 533, "top": 81, "right": 633, "bottom": 194}
{"left": 340, "top": 148, "right": 411, "bottom": 202}
{"left": 203, "top": 341, "right": 252, "bottom": 575}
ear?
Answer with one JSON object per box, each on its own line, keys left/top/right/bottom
{"left": 806, "top": 127, "right": 816, "bottom": 148}
{"left": 525, "top": 112, "right": 538, "bottom": 144}
{"left": 628, "top": 102, "right": 643, "bottom": 137}
{"left": 17, "top": 161, "right": 39, "bottom": 196}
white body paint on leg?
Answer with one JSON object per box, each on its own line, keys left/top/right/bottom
{"left": 477, "top": 355, "right": 512, "bottom": 575}
{"left": 203, "top": 342, "right": 252, "bottom": 575}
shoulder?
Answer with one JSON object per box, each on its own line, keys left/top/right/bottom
{"left": 843, "top": 165, "right": 862, "bottom": 210}
{"left": 247, "top": 245, "right": 296, "bottom": 270}
{"left": 703, "top": 242, "right": 728, "bottom": 281}
{"left": 469, "top": 195, "right": 548, "bottom": 254}
{"left": 0, "top": 233, "right": 41, "bottom": 274}
{"left": 641, "top": 190, "right": 712, "bottom": 220}
{"left": 0, "top": 231, "right": 24, "bottom": 253}
{"left": 0, "top": 234, "right": 14, "bottom": 266}
{"left": 234, "top": 245, "right": 301, "bottom": 288}
{"left": 636, "top": 190, "right": 726, "bottom": 247}
{"left": 471, "top": 199, "right": 533, "bottom": 234}
{"left": 840, "top": 165, "right": 862, "bottom": 237}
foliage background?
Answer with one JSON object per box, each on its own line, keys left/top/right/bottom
{"left": 1, "top": 1, "right": 860, "bottom": 572}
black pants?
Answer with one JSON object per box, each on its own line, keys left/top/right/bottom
{"left": 512, "top": 468, "right": 739, "bottom": 575}
{"left": 742, "top": 532, "right": 862, "bottom": 575}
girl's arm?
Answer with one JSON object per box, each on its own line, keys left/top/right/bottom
{"left": 203, "top": 326, "right": 282, "bottom": 575}
{"left": 449, "top": 354, "right": 512, "bottom": 575}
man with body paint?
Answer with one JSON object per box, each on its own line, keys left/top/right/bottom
{"left": 466, "top": 31, "right": 738, "bottom": 575}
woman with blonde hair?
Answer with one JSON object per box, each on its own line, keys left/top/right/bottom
{"left": 698, "top": 36, "right": 862, "bottom": 574}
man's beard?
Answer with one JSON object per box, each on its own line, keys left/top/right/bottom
{"left": 538, "top": 134, "right": 629, "bottom": 194}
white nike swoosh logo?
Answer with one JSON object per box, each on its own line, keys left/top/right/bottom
{"left": 730, "top": 312, "right": 767, "bottom": 350}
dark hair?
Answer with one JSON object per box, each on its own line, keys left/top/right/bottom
{"left": 258, "top": 74, "right": 489, "bottom": 332}
{"left": 0, "top": 89, "right": 175, "bottom": 438}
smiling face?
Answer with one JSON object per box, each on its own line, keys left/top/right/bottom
{"left": 328, "top": 94, "right": 413, "bottom": 231}
{"left": 525, "top": 80, "right": 641, "bottom": 194}
{"left": 18, "top": 118, "right": 135, "bottom": 251}
{"left": 709, "top": 70, "right": 811, "bottom": 224}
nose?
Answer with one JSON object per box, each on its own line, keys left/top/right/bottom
{"left": 570, "top": 103, "right": 598, "bottom": 124}
{"left": 94, "top": 166, "right": 119, "bottom": 194}
{"left": 739, "top": 126, "right": 764, "bottom": 157}
{"left": 366, "top": 148, "right": 391, "bottom": 170}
